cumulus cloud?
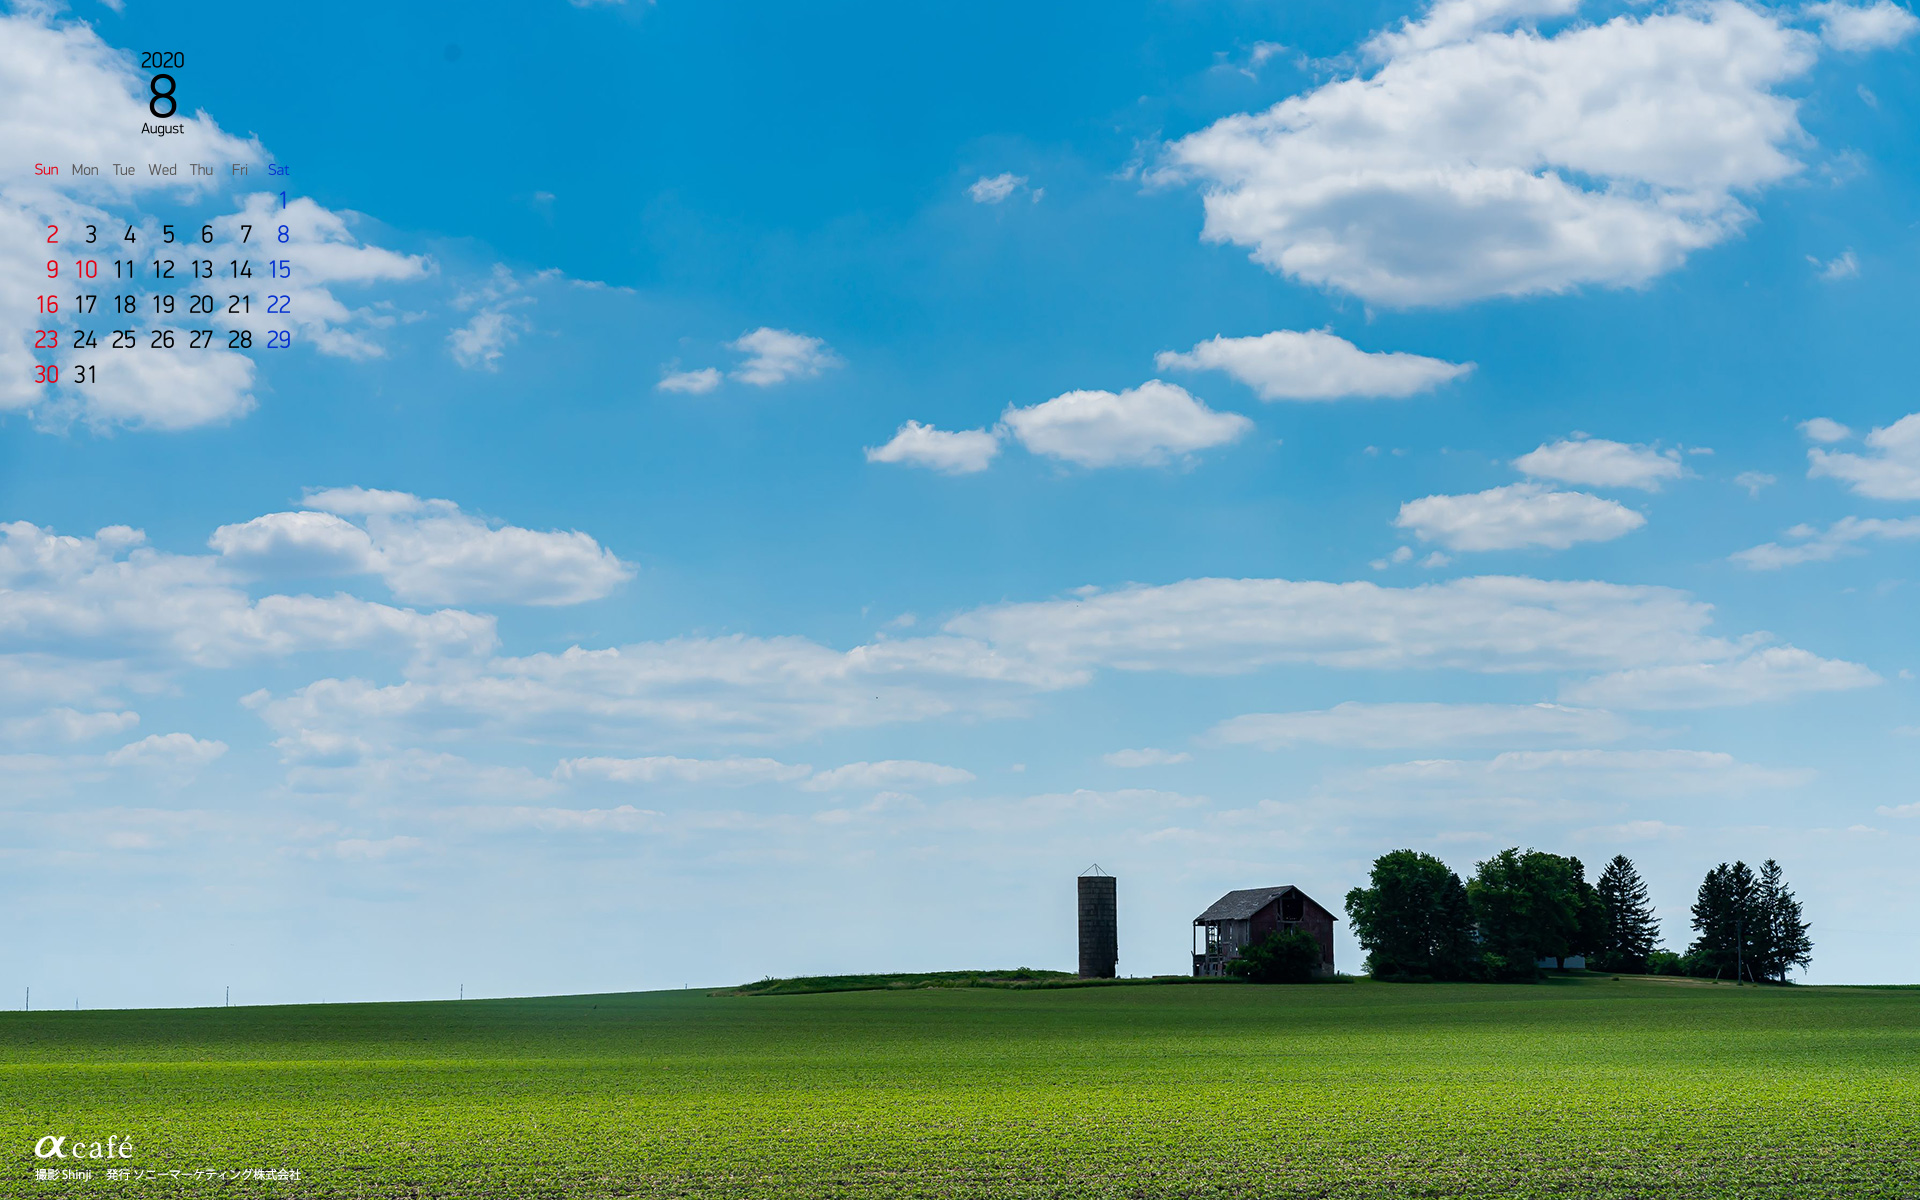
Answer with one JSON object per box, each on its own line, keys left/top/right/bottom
{"left": 865, "top": 421, "right": 1002, "bottom": 475}
{"left": 209, "top": 511, "right": 378, "bottom": 576}
{"left": 801, "top": 760, "right": 977, "bottom": 791}
{"left": 1513, "top": 438, "right": 1683, "bottom": 490}
{"left": 1161, "top": 0, "right": 1844, "bottom": 305}
{"left": 1808, "top": 412, "right": 1920, "bottom": 499}
{"left": 1155, "top": 329, "right": 1472, "bottom": 401}
{"left": 1806, "top": 1, "right": 1920, "bottom": 50}
{"left": 1732, "top": 515, "right": 1920, "bottom": 568}
{"left": 1801, "top": 417, "right": 1853, "bottom": 444}
{"left": 210, "top": 490, "right": 631, "bottom": 607}
{"left": 968, "top": 173, "right": 1030, "bottom": 203}
{"left": 657, "top": 367, "right": 722, "bottom": 395}
{"left": 105, "top": 732, "right": 227, "bottom": 770}
{"left": 729, "top": 327, "right": 840, "bottom": 386}
{"left": 1000, "top": 380, "right": 1252, "bottom": 467}
{"left": 1395, "top": 483, "right": 1645, "bottom": 551}
{"left": 1209, "top": 700, "right": 1641, "bottom": 749}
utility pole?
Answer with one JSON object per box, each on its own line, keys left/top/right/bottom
{"left": 226, "top": 986, "right": 230, "bottom": 1007}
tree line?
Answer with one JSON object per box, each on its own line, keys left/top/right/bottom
{"left": 1343, "top": 848, "right": 1812, "bottom": 983}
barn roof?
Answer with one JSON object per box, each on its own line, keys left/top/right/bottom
{"left": 1194, "top": 885, "right": 1329, "bottom": 923}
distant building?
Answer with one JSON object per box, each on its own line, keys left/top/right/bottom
{"left": 1192, "top": 885, "right": 1336, "bottom": 978}
{"left": 1536, "top": 955, "right": 1586, "bottom": 970}
{"left": 1078, "top": 866, "right": 1117, "bottom": 979}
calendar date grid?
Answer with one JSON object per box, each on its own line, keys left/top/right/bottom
{"left": 30, "top": 189, "right": 300, "bottom": 388}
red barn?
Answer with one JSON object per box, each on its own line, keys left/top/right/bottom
{"left": 1192, "top": 885, "right": 1336, "bottom": 978}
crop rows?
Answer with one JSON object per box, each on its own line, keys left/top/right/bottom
{"left": 3, "top": 977, "right": 1916, "bottom": 1197}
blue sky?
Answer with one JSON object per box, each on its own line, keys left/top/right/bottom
{"left": 3, "top": 0, "right": 1919, "bottom": 1006}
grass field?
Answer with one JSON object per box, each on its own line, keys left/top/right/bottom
{"left": 3, "top": 974, "right": 1917, "bottom": 1198}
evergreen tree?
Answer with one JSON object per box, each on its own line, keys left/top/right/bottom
{"left": 1689, "top": 861, "right": 1761, "bottom": 981}
{"left": 1595, "top": 854, "right": 1660, "bottom": 973}
{"left": 1344, "top": 850, "right": 1478, "bottom": 980}
{"left": 1756, "top": 859, "right": 1813, "bottom": 982}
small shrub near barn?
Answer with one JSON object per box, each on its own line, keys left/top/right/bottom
{"left": 1226, "top": 928, "right": 1325, "bottom": 984}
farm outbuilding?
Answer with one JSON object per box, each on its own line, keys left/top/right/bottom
{"left": 1192, "top": 885, "right": 1336, "bottom": 978}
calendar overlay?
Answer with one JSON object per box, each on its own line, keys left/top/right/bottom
{"left": 29, "top": 159, "right": 298, "bottom": 392}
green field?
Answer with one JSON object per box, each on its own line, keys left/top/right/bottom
{"left": 3, "top": 974, "right": 1917, "bottom": 1198}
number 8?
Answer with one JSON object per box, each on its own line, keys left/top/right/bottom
{"left": 149, "top": 74, "right": 176, "bottom": 119}
{"left": 278, "top": 225, "right": 289, "bottom": 243}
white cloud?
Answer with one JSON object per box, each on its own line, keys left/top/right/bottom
{"left": 1161, "top": 1, "right": 1832, "bottom": 305}
{"left": 1209, "top": 700, "right": 1640, "bottom": 749}
{"left": 1806, "top": 1, "right": 1920, "bottom": 50}
{"left": 0, "top": 520, "right": 496, "bottom": 672}
{"left": 801, "top": 760, "right": 977, "bottom": 791}
{"left": 1103, "top": 748, "right": 1192, "bottom": 767}
{"left": 729, "top": 327, "right": 840, "bottom": 386}
{"left": 209, "top": 511, "right": 378, "bottom": 575}
{"left": 1801, "top": 417, "right": 1853, "bottom": 444}
{"left": 453, "top": 805, "right": 659, "bottom": 834}
{"left": 968, "top": 173, "right": 1030, "bottom": 204}
{"left": 0, "top": 707, "right": 138, "bottom": 744}
{"left": 1808, "top": 412, "right": 1920, "bottom": 499}
{"left": 865, "top": 421, "right": 1002, "bottom": 475}
{"left": 1732, "top": 515, "right": 1920, "bottom": 568}
{"left": 950, "top": 576, "right": 1773, "bottom": 676}
{"left": 105, "top": 732, "right": 227, "bottom": 770}
{"left": 1735, "top": 471, "right": 1776, "bottom": 497}
{"left": 209, "top": 491, "right": 630, "bottom": 607}
{"left": 1355, "top": 747, "right": 1810, "bottom": 796}
{"left": 448, "top": 265, "right": 537, "bottom": 371}
{"left": 301, "top": 487, "right": 423, "bottom": 517}
{"left": 449, "top": 307, "right": 524, "bottom": 371}
{"left": 1513, "top": 438, "right": 1683, "bottom": 490}
{"left": 1563, "top": 645, "right": 1879, "bottom": 709}
{"left": 658, "top": 367, "right": 722, "bottom": 395}
{"left": 1154, "top": 329, "right": 1472, "bottom": 401}
{"left": 1809, "top": 249, "right": 1859, "bottom": 279}
{"left": 1000, "top": 380, "right": 1252, "bottom": 467}
{"left": 339, "top": 500, "right": 631, "bottom": 607}
{"left": 556, "top": 756, "right": 811, "bottom": 786}
{"left": 52, "top": 343, "right": 259, "bottom": 432}
{"left": 249, "top": 573, "right": 1869, "bottom": 751}
{"left": 1395, "top": 483, "right": 1645, "bottom": 550}
{"left": 1366, "top": 0, "right": 1582, "bottom": 57}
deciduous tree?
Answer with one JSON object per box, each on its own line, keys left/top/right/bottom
{"left": 1344, "top": 850, "right": 1477, "bottom": 980}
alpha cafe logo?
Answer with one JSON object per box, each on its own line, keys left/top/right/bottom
{"left": 34, "top": 1134, "right": 134, "bottom": 1160}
